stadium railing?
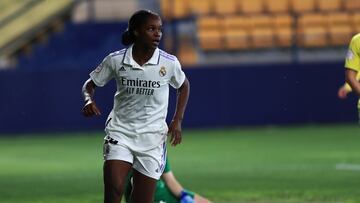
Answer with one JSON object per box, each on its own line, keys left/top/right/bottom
{"left": 0, "top": 0, "right": 76, "bottom": 60}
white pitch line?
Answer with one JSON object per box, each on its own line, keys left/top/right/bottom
{"left": 335, "top": 163, "right": 360, "bottom": 171}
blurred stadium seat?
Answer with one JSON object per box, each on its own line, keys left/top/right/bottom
{"left": 213, "top": 0, "right": 238, "bottom": 16}
{"left": 250, "top": 15, "right": 274, "bottom": 48}
{"left": 317, "top": 0, "right": 342, "bottom": 12}
{"left": 197, "top": 16, "right": 223, "bottom": 50}
{"left": 290, "top": 0, "right": 316, "bottom": 13}
{"left": 327, "top": 12, "right": 352, "bottom": 46}
{"left": 265, "top": 0, "right": 290, "bottom": 14}
{"left": 187, "top": 0, "right": 212, "bottom": 16}
{"left": 344, "top": 0, "right": 360, "bottom": 11}
{"left": 352, "top": 13, "right": 360, "bottom": 33}
{"left": 273, "top": 14, "right": 294, "bottom": 47}
{"left": 239, "top": 0, "right": 265, "bottom": 14}
{"left": 297, "top": 13, "right": 327, "bottom": 47}
{"left": 223, "top": 15, "right": 250, "bottom": 50}
{"left": 224, "top": 29, "right": 249, "bottom": 50}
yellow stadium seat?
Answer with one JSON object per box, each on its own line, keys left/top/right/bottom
{"left": 328, "top": 25, "right": 353, "bottom": 46}
{"left": 250, "top": 15, "right": 274, "bottom": 48}
{"left": 250, "top": 15, "right": 273, "bottom": 28}
{"left": 213, "top": 0, "right": 238, "bottom": 15}
{"left": 327, "top": 12, "right": 351, "bottom": 26}
{"left": 251, "top": 28, "right": 274, "bottom": 48}
{"left": 178, "top": 40, "right": 198, "bottom": 65}
{"left": 198, "top": 29, "right": 223, "bottom": 50}
{"left": 273, "top": 15, "right": 294, "bottom": 47}
{"left": 197, "top": 16, "right": 221, "bottom": 29}
{"left": 224, "top": 29, "right": 250, "bottom": 50}
{"left": 291, "top": 0, "right": 315, "bottom": 13}
{"left": 265, "top": 0, "right": 290, "bottom": 13}
{"left": 344, "top": 0, "right": 360, "bottom": 11}
{"left": 188, "top": 0, "right": 212, "bottom": 16}
{"left": 173, "top": 0, "right": 188, "bottom": 19}
{"left": 298, "top": 13, "right": 326, "bottom": 27}
{"left": 274, "top": 14, "right": 293, "bottom": 27}
{"left": 352, "top": 13, "right": 360, "bottom": 33}
{"left": 275, "top": 27, "right": 293, "bottom": 47}
{"left": 326, "top": 12, "right": 353, "bottom": 45}
{"left": 297, "top": 13, "right": 327, "bottom": 47}
{"left": 223, "top": 15, "right": 251, "bottom": 29}
{"left": 239, "top": 0, "right": 265, "bottom": 14}
{"left": 298, "top": 27, "right": 327, "bottom": 47}
{"left": 160, "top": 0, "right": 171, "bottom": 19}
{"left": 317, "top": 0, "right": 342, "bottom": 12}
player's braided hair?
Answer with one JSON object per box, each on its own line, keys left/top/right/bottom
{"left": 121, "top": 10, "right": 159, "bottom": 46}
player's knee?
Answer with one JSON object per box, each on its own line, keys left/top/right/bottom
{"left": 105, "top": 181, "right": 126, "bottom": 197}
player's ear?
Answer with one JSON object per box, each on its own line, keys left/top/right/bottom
{"left": 134, "top": 30, "right": 139, "bottom": 37}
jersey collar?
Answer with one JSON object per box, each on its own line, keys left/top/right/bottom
{"left": 123, "top": 44, "right": 160, "bottom": 68}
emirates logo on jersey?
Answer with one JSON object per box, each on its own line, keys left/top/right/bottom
{"left": 159, "top": 66, "right": 166, "bottom": 77}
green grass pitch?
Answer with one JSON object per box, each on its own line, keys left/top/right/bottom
{"left": 1, "top": 124, "right": 360, "bottom": 203}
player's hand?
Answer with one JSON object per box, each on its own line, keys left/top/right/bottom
{"left": 82, "top": 100, "right": 101, "bottom": 117}
{"left": 168, "top": 119, "right": 182, "bottom": 146}
{"left": 337, "top": 87, "right": 349, "bottom": 99}
{"left": 180, "top": 191, "right": 195, "bottom": 203}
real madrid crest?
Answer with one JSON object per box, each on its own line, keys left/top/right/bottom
{"left": 159, "top": 66, "right": 166, "bottom": 77}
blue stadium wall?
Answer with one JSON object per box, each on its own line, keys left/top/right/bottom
{"left": 0, "top": 61, "right": 357, "bottom": 134}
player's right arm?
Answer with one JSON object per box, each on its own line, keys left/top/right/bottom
{"left": 81, "top": 78, "right": 101, "bottom": 117}
{"left": 82, "top": 54, "right": 115, "bottom": 117}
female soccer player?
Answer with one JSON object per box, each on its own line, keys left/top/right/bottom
{"left": 81, "top": 10, "right": 190, "bottom": 203}
{"left": 339, "top": 33, "right": 360, "bottom": 121}
{"left": 124, "top": 157, "right": 213, "bottom": 203}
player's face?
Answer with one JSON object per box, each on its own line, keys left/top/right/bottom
{"left": 136, "top": 15, "right": 162, "bottom": 49}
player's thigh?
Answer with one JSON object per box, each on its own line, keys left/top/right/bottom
{"left": 103, "top": 137, "right": 134, "bottom": 188}
{"left": 131, "top": 169, "right": 157, "bottom": 203}
{"left": 103, "top": 160, "right": 132, "bottom": 189}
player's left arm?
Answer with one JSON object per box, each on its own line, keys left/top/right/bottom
{"left": 162, "top": 171, "right": 183, "bottom": 197}
{"left": 345, "top": 69, "right": 360, "bottom": 97}
{"left": 168, "top": 77, "right": 190, "bottom": 146}
{"left": 338, "top": 84, "right": 351, "bottom": 99}
{"left": 162, "top": 171, "right": 212, "bottom": 203}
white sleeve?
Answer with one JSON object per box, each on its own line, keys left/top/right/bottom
{"left": 169, "top": 58, "right": 186, "bottom": 89}
{"left": 89, "top": 55, "right": 114, "bottom": 87}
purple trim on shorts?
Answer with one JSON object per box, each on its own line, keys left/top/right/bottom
{"left": 159, "top": 142, "right": 167, "bottom": 172}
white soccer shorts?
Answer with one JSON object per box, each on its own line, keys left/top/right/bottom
{"left": 103, "top": 135, "right": 167, "bottom": 180}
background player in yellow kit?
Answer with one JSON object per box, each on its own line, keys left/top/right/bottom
{"left": 339, "top": 33, "right": 360, "bottom": 121}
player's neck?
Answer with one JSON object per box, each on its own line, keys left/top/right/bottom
{"left": 132, "top": 44, "right": 155, "bottom": 66}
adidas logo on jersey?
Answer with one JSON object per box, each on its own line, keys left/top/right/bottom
{"left": 119, "top": 66, "right": 126, "bottom": 71}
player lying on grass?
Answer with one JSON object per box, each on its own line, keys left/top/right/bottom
{"left": 124, "top": 157, "right": 212, "bottom": 203}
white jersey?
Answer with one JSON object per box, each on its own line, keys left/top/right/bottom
{"left": 90, "top": 45, "right": 186, "bottom": 151}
